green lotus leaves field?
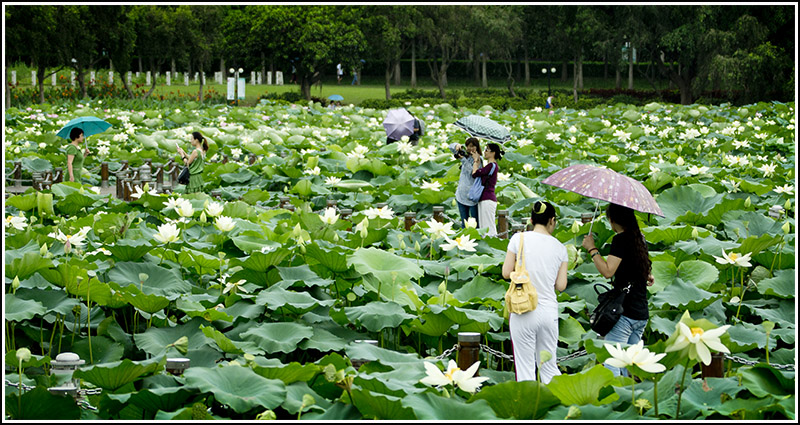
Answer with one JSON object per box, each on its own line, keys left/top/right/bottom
{"left": 3, "top": 98, "right": 795, "bottom": 420}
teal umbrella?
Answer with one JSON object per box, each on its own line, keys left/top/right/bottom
{"left": 328, "top": 94, "right": 344, "bottom": 101}
{"left": 454, "top": 114, "right": 511, "bottom": 143}
{"left": 56, "top": 116, "right": 112, "bottom": 140}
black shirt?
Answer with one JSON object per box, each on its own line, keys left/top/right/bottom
{"left": 608, "top": 231, "right": 649, "bottom": 320}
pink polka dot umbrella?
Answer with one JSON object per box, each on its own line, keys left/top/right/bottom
{"left": 542, "top": 164, "right": 664, "bottom": 217}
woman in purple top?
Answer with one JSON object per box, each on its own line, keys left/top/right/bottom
{"left": 471, "top": 143, "right": 504, "bottom": 236}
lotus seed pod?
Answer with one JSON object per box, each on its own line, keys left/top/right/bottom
{"left": 566, "top": 405, "right": 582, "bottom": 419}
{"left": 539, "top": 350, "right": 553, "bottom": 364}
{"left": 255, "top": 409, "right": 277, "bottom": 420}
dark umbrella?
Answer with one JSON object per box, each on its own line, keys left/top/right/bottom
{"left": 383, "top": 108, "right": 415, "bottom": 140}
{"left": 56, "top": 116, "right": 112, "bottom": 140}
{"left": 454, "top": 114, "right": 511, "bottom": 143}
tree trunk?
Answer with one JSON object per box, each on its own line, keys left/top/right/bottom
{"left": 505, "top": 60, "right": 516, "bottom": 98}
{"left": 301, "top": 76, "right": 311, "bottom": 100}
{"left": 481, "top": 53, "right": 487, "bottom": 88}
{"left": 138, "top": 56, "right": 142, "bottom": 73}
{"left": 198, "top": 66, "right": 204, "bottom": 103}
{"left": 120, "top": 71, "right": 135, "bottom": 99}
{"left": 394, "top": 61, "right": 401, "bottom": 85}
{"left": 269, "top": 58, "right": 275, "bottom": 78}
{"left": 38, "top": 67, "right": 46, "bottom": 104}
{"left": 524, "top": 49, "right": 530, "bottom": 86}
{"left": 143, "top": 60, "right": 158, "bottom": 99}
{"left": 77, "top": 67, "right": 88, "bottom": 99}
{"left": 615, "top": 68, "right": 621, "bottom": 89}
{"left": 109, "top": 59, "right": 114, "bottom": 72}
{"left": 471, "top": 46, "right": 479, "bottom": 86}
{"left": 578, "top": 49, "right": 584, "bottom": 90}
{"left": 561, "top": 60, "right": 568, "bottom": 82}
{"left": 573, "top": 56, "right": 578, "bottom": 103}
{"left": 628, "top": 43, "right": 634, "bottom": 90}
{"left": 385, "top": 62, "right": 393, "bottom": 99}
{"left": 410, "top": 40, "right": 417, "bottom": 88}
{"left": 261, "top": 52, "right": 266, "bottom": 84}
{"left": 220, "top": 58, "right": 226, "bottom": 79}
{"left": 5, "top": 59, "right": 10, "bottom": 109}
{"left": 171, "top": 58, "right": 176, "bottom": 76}
{"left": 603, "top": 56, "right": 608, "bottom": 79}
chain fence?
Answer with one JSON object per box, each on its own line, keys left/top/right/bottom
{"left": 725, "top": 354, "right": 795, "bottom": 371}
{"left": 5, "top": 379, "right": 102, "bottom": 411}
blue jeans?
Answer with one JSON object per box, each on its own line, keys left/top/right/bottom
{"left": 456, "top": 201, "right": 479, "bottom": 229}
{"left": 351, "top": 73, "right": 358, "bottom": 85}
{"left": 603, "top": 315, "right": 648, "bottom": 377}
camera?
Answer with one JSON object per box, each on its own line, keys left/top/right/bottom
{"left": 455, "top": 148, "right": 467, "bottom": 159}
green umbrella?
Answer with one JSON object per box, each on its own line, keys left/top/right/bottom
{"left": 454, "top": 114, "right": 510, "bottom": 143}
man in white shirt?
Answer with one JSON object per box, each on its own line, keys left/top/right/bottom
{"left": 337, "top": 63, "right": 343, "bottom": 84}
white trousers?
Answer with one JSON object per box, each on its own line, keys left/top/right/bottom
{"left": 478, "top": 200, "right": 497, "bottom": 237}
{"left": 509, "top": 308, "right": 561, "bottom": 384}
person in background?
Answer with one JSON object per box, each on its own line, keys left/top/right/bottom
{"left": 66, "top": 127, "right": 90, "bottom": 183}
{"left": 449, "top": 137, "right": 482, "bottom": 228}
{"left": 176, "top": 131, "right": 208, "bottom": 194}
{"left": 502, "top": 201, "right": 568, "bottom": 383}
{"left": 582, "top": 203, "right": 655, "bottom": 377}
{"left": 337, "top": 62, "right": 343, "bottom": 84}
{"left": 472, "top": 143, "right": 504, "bottom": 236}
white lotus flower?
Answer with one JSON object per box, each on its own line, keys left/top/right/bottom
{"left": 676, "top": 156, "right": 685, "bottom": 166}
{"left": 665, "top": 322, "right": 731, "bottom": 366}
{"left": 175, "top": 200, "right": 194, "bottom": 218}
{"left": 49, "top": 226, "right": 92, "bottom": 252}
{"left": 757, "top": 163, "right": 777, "bottom": 178}
{"left": 425, "top": 218, "right": 455, "bottom": 240}
{"left": 230, "top": 148, "right": 243, "bottom": 158}
{"left": 325, "top": 176, "right": 342, "bottom": 185}
{"left": 153, "top": 222, "right": 181, "bottom": 244}
{"left": 5, "top": 214, "right": 27, "bottom": 231}
{"left": 774, "top": 184, "right": 794, "bottom": 195}
{"left": 608, "top": 155, "right": 619, "bottom": 163}
{"left": 440, "top": 235, "right": 478, "bottom": 252}
{"left": 687, "top": 165, "right": 710, "bottom": 176}
{"left": 215, "top": 215, "right": 235, "bottom": 232}
{"left": 464, "top": 217, "right": 477, "bottom": 229}
{"left": 546, "top": 132, "right": 561, "bottom": 141}
{"left": 420, "top": 359, "right": 489, "bottom": 394}
{"left": 165, "top": 197, "right": 186, "bottom": 211}
{"left": 497, "top": 172, "right": 510, "bottom": 181}
{"left": 363, "top": 206, "right": 394, "bottom": 220}
{"left": 397, "top": 140, "right": 414, "bottom": 155}
{"left": 604, "top": 340, "right": 666, "bottom": 374}
{"left": 355, "top": 217, "right": 369, "bottom": 238}
{"left": 421, "top": 181, "right": 442, "bottom": 192}
{"left": 222, "top": 278, "right": 248, "bottom": 295}
{"left": 205, "top": 201, "right": 224, "bottom": 218}
{"left": 613, "top": 129, "right": 631, "bottom": 141}
{"left": 304, "top": 166, "right": 321, "bottom": 176}
{"left": 522, "top": 163, "right": 534, "bottom": 172}
{"left": 713, "top": 249, "right": 752, "bottom": 267}
{"left": 131, "top": 183, "right": 157, "bottom": 199}
{"left": 320, "top": 207, "right": 339, "bottom": 225}
{"left": 97, "top": 145, "right": 110, "bottom": 156}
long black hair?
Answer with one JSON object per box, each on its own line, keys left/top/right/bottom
{"left": 607, "top": 203, "right": 651, "bottom": 282}
{"left": 531, "top": 200, "right": 556, "bottom": 227}
{"left": 192, "top": 131, "right": 209, "bottom": 152}
{"left": 487, "top": 143, "right": 504, "bottom": 161}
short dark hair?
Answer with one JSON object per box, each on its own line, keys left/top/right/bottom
{"left": 487, "top": 143, "right": 504, "bottom": 161}
{"left": 465, "top": 137, "right": 481, "bottom": 154}
{"left": 531, "top": 201, "right": 556, "bottom": 226}
{"left": 70, "top": 128, "right": 84, "bottom": 141}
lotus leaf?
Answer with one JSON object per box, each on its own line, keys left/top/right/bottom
{"left": 402, "top": 392, "right": 500, "bottom": 420}
{"left": 71, "top": 334, "right": 125, "bottom": 364}
{"left": 133, "top": 317, "right": 211, "bottom": 357}
{"left": 4, "top": 294, "right": 47, "bottom": 322}
{"left": 4, "top": 387, "right": 81, "bottom": 420}
{"left": 14, "top": 288, "right": 79, "bottom": 316}
{"left": 240, "top": 322, "right": 314, "bottom": 354}
{"left": 546, "top": 364, "right": 619, "bottom": 406}
{"left": 756, "top": 269, "right": 794, "bottom": 298}
{"left": 183, "top": 365, "right": 287, "bottom": 413}
{"left": 281, "top": 381, "right": 331, "bottom": 415}
{"left": 348, "top": 247, "right": 424, "bottom": 287}
{"left": 73, "top": 358, "right": 161, "bottom": 391}
{"left": 251, "top": 357, "right": 320, "bottom": 385}
{"left": 468, "top": 380, "right": 561, "bottom": 419}
{"left": 738, "top": 365, "right": 794, "bottom": 398}
{"left": 342, "top": 301, "right": 415, "bottom": 332}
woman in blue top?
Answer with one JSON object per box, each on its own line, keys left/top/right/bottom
{"left": 448, "top": 137, "right": 482, "bottom": 228}
{"left": 471, "top": 143, "right": 504, "bottom": 237}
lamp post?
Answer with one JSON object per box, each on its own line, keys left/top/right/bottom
{"left": 541, "top": 66, "right": 557, "bottom": 97}
{"left": 228, "top": 67, "right": 244, "bottom": 106}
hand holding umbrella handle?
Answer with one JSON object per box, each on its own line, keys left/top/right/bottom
{"left": 581, "top": 234, "right": 597, "bottom": 252}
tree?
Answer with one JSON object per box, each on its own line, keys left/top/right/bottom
{"left": 5, "top": 6, "right": 61, "bottom": 105}
{"left": 53, "top": 6, "right": 104, "bottom": 99}
{"left": 267, "top": 6, "right": 365, "bottom": 100}
{"left": 361, "top": 6, "right": 419, "bottom": 100}
{"left": 94, "top": 6, "right": 137, "bottom": 99}
{"left": 471, "top": 6, "right": 524, "bottom": 97}
{"left": 419, "top": 6, "right": 471, "bottom": 99}
{"left": 128, "top": 6, "right": 175, "bottom": 99}
{"left": 186, "top": 5, "right": 224, "bottom": 103}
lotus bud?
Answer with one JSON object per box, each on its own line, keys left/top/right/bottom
{"left": 414, "top": 241, "right": 421, "bottom": 252}
{"left": 452, "top": 199, "right": 457, "bottom": 207}
{"left": 677, "top": 145, "right": 683, "bottom": 153}
{"left": 16, "top": 347, "right": 31, "bottom": 364}
{"left": 784, "top": 199, "right": 792, "bottom": 211}
{"left": 399, "top": 240, "right": 407, "bottom": 250}
{"left": 676, "top": 156, "right": 684, "bottom": 166}
{"left": 228, "top": 360, "right": 242, "bottom": 367}
{"left": 11, "top": 276, "right": 20, "bottom": 292}
{"left": 782, "top": 222, "right": 791, "bottom": 234}
{"left": 299, "top": 243, "right": 306, "bottom": 255}
{"left": 332, "top": 232, "right": 339, "bottom": 242}
{"left": 539, "top": 350, "right": 553, "bottom": 364}
{"left": 438, "top": 281, "right": 447, "bottom": 294}
{"left": 744, "top": 196, "right": 751, "bottom": 208}
{"left": 199, "top": 211, "right": 207, "bottom": 223}
{"left": 255, "top": 410, "right": 277, "bottom": 420}
{"left": 40, "top": 243, "right": 48, "bottom": 256}
{"left": 566, "top": 405, "right": 582, "bottom": 420}
{"left": 730, "top": 296, "right": 740, "bottom": 304}
{"left": 79, "top": 186, "right": 85, "bottom": 194}
{"left": 570, "top": 220, "right": 581, "bottom": 234}
{"left": 691, "top": 227, "right": 699, "bottom": 240}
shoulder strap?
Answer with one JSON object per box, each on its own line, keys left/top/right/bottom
{"left": 489, "top": 162, "right": 496, "bottom": 176}
{"left": 515, "top": 233, "right": 526, "bottom": 273}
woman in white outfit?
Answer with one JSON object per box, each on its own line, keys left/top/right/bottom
{"left": 502, "top": 201, "right": 568, "bottom": 383}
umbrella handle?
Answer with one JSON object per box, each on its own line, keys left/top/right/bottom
{"left": 587, "top": 201, "right": 600, "bottom": 235}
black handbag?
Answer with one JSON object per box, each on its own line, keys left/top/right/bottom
{"left": 178, "top": 166, "right": 190, "bottom": 185}
{"left": 589, "top": 282, "right": 631, "bottom": 336}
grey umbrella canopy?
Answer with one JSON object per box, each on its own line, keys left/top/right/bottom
{"left": 454, "top": 114, "right": 511, "bottom": 143}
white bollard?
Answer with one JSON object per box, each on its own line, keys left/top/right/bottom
{"left": 11, "top": 70, "right": 17, "bottom": 85}
{"left": 184, "top": 73, "right": 189, "bottom": 86}
{"left": 109, "top": 71, "right": 114, "bottom": 84}
{"left": 202, "top": 74, "right": 206, "bottom": 85}
{"left": 90, "top": 71, "right": 96, "bottom": 85}
{"left": 251, "top": 71, "right": 256, "bottom": 85}
{"left": 127, "top": 71, "right": 132, "bottom": 86}
{"left": 31, "top": 71, "right": 36, "bottom": 87}
{"left": 267, "top": 71, "right": 272, "bottom": 85}
{"left": 52, "top": 73, "right": 57, "bottom": 86}
{"left": 136, "top": 71, "right": 140, "bottom": 78}
{"left": 257, "top": 71, "right": 262, "bottom": 85}
{"left": 146, "top": 71, "right": 151, "bottom": 86}
{"left": 71, "top": 71, "right": 76, "bottom": 87}
{"left": 194, "top": 72, "right": 198, "bottom": 83}
{"left": 166, "top": 71, "right": 170, "bottom": 86}
{"left": 275, "top": 71, "right": 283, "bottom": 85}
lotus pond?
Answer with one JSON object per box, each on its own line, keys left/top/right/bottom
{"left": 3, "top": 99, "right": 796, "bottom": 420}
